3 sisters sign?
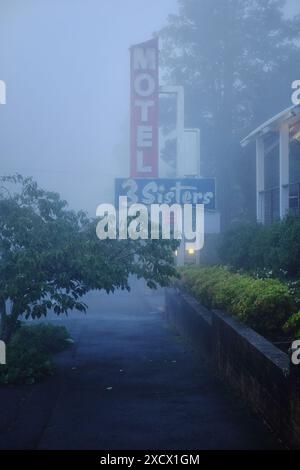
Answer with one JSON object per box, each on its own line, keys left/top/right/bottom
{"left": 126, "top": 38, "right": 216, "bottom": 212}
{"left": 115, "top": 178, "right": 216, "bottom": 210}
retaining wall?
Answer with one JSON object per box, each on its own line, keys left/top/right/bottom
{"left": 165, "top": 288, "right": 300, "bottom": 448}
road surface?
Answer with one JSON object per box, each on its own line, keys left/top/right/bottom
{"left": 0, "top": 280, "right": 278, "bottom": 449}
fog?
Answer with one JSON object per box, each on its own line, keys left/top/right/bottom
{"left": 0, "top": 0, "right": 299, "bottom": 215}
{"left": 0, "top": 0, "right": 177, "bottom": 214}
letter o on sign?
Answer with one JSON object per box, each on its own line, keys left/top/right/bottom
{"left": 134, "top": 73, "right": 155, "bottom": 97}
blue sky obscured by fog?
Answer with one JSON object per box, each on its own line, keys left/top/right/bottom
{"left": 0, "top": 0, "right": 299, "bottom": 213}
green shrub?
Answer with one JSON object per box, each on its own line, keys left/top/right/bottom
{"left": 219, "top": 216, "right": 300, "bottom": 279}
{"left": 219, "top": 223, "right": 265, "bottom": 272}
{"left": 179, "top": 266, "right": 295, "bottom": 337}
{"left": 283, "top": 311, "right": 300, "bottom": 338}
{"left": 0, "top": 323, "right": 71, "bottom": 385}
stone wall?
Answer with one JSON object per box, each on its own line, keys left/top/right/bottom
{"left": 165, "top": 288, "right": 300, "bottom": 448}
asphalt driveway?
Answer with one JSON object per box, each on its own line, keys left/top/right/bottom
{"left": 0, "top": 279, "right": 278, "bottom": 450}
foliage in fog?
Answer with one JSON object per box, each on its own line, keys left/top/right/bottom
{"left": 0, "top": 175, "right": 178, "bottom": 342}
{"left": 159, "top": 0, "right": 300, "bottom": 224}
{"left": 219, "top": 216, "right": 300, "bottom": 279}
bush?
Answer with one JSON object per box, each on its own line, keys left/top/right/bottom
{"left": 219, "top": 216, "right": 300, "bottom": 279}
{"left": 219, "top": 223, "right": 265, "bottom": 272}
{"left": 179, "top": 266, "right": 296, "bottom": 337}
{"left": 283, "top": 311, "right": 300, "bottom": 338}
{"left": 0, "top": 323, "right": 71, "bottom": 385}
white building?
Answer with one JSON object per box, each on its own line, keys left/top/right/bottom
{"left": 241, "top": 104, "right": 300, "bottom": 224}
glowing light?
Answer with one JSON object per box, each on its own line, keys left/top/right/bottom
{"left": 187, "top": 248, "right": 195, "bottom": 255}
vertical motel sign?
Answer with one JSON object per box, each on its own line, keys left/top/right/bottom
{"left": 130, "top": 38, "right": 159, "bottom": 177}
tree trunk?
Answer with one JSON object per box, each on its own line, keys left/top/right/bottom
{"left": 0, "top": 299, "right": 19, "bottom": 343}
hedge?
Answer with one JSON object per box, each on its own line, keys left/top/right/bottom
{"left": 219, "top": 216, "right": 300, "bottom": 279}
{"left": 0, "top": 323, "right": 72, "bottom": 385}
{"left": 179, "top": 266, "right": 299, "bottom": 338}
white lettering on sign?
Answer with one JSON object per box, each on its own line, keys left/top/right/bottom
{"left": 118, "top": 178, "right": 215, "bottom": 207}
{"left": 137, "top": 126, "right": 152, "bottom": 147}
{"left": 134, "top": 100, "right": 154, "bottom": 122}
{"left": 134, "top": 73, "right": 155, "bottom": 97}
{"left": 133, "top": 47, "right": 156, "bottom": 70}
{"left": 130, "top": 38, "right": 159, "bottom": 177}
{"left": 137, "top": 150, "right": 151, "bottom": 173}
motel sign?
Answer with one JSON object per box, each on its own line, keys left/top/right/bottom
{"left": 130, "top": 38, "right": 159, "bottom": 177}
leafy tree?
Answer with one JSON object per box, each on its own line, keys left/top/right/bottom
{"left": 159, "top": 0, "right": 300, "bottom": 226}
{"left": 0, "top": 175, "right": 178, "bottom": 342}
{"left": 219, "top": 216, "right": 300, "bottom": 279}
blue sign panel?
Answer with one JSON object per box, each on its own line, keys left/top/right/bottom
{"left": 115, "top": 178, "right": 216, "bottom": 210}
